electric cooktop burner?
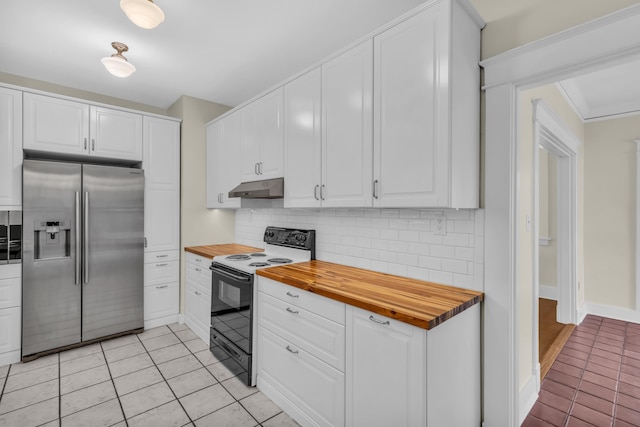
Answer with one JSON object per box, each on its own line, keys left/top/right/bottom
{"left": 248, "top": 262, "right": 270, "bottom": 267}
{"left": 267, "top": 258, "right": 293, "bottom": 264}
{"left": 226, "top": 254, "right": 251, "bottom": 261}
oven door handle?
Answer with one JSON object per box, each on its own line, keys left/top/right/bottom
{"left": 210, "top": 266, "right": 252, "bottom": 282}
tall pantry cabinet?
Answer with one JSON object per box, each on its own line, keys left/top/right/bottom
{"left": 142, "top": 117, "right": 181, "bottom": 328}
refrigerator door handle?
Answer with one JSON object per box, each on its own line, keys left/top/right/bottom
{"left": 83, "top": 192, "right": 89, "bottom": 285}
{"left": 75, "top": 192, "right": 81, "bottom": 285}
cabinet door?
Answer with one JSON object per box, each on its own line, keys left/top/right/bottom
{"left": 220, "top": 114, "right": 242, "bottom": 207}
{"left": 206, "top": 121, "right": 222, "bottom": 208}
{"left": 241, "top": 89, "right": 284, "bottom": 182}
{"left": 322, "top": 40, "right": 373, "bottom": 208}
{"left": 346, "top": 306, "right": 426, "bottom": 427}
{"left": 23, "top": 92, "right": 89, "bottom": 155}
{"left": 143, "top": 117, "right": 180, "bottom": 252}
{"left": 284, "top": 68, "right": 322, "bottom": 208}
{"left": 0, "top": 307, "right": 21, "bottom": 354}
{"left": 91, "top": 106, "right": 143, "bottom": 161}
{"left": 0, "top": 87, "right": 22, "bottom": 208}
{"left": 257, "top": 88, "right": 284, "bottom": 179}
{"left": 373, "top": 4, "right": 449, "bottom": 208}
{"left": 185, "top": 283, "right": 211, "bottom": 339}
{"left": 240, "top": 104, "right": 261, "bottom": 182}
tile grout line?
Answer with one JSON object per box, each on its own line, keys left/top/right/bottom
{"left": 100, "top": 339, "right": 130, "bottom": 427}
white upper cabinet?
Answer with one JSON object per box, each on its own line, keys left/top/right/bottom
{"left": 0, "top": 87, "right": 22, "bottom": 209}
{"left": 240, "top": 88, "right": 284, "bottom": 182}
{"left": 322, "top": 40, "right": 373, "bottom": 208}
{"left": 206, "top": 112, "right": 241, "bottom": 208}
{"left": 23, "top": 92, "right": 143, "bottom": 162}
{"left": 143, "top": 116, "right": 180, "bottom": 253}
{"left": 284, "top": 67, "right": 322, "bottom": 208}
{"left": 90, "top": 106, "right": 143, "bottom": 161}
{"left": 284, "top": 40, "right": 373, "bottom": 208}
{"left": 373, "top": 0, "right": 481, "bottom": 208}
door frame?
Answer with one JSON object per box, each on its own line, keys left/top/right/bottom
{"left": 480, "top": 4, "right": 640, "bottom": 426}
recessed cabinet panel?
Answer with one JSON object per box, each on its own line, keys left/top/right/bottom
{"left": 145, "top": 188, "right": 178, "bottom": 252}
{"left": 23, "top": 92, "right": 89, "bottom": 155}
{"left": 206, "top": 113, "right": 242, "bottom": 208}
{"left": 144, "top": 260, "right": 179, "bottom": 287}
{"left": 373, "top": 4, "right": 448, "bottom": 208}
{"left": 91, "top": 107, "right": 143, "bottom": 161}
{"left": 144, "top": 283, "right": 179, "bottom": 321}
{"left": 0, "top": 87, "right": 22, "bottom": 208}
{"left": 0, "top": 307, "right": 21, "bottom": 354}
{"left": 322, "top": 40, "right": 373, "bottom": 208}
{"left": 284, "top": 67, "right": 322, "bottom": 207}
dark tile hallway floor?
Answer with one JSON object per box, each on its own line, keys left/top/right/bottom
{"left": 523, "top": 314, "right": 640, "bottom": 426}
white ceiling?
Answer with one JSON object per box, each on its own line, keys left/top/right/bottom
{"left": 1, "top": 0, "right": 638, "bottom": 118}
{"left": 0, "top": 0, "right": 430, "bottom": 110}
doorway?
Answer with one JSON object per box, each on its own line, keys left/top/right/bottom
{"left": 532, "top": 99, "right": 580, "bottom": 380}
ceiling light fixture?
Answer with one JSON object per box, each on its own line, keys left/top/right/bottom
{"left": 101, "top": 42, "right": 136, "bottom": 78}
{"left": 120, "top": 0, "right": 165, "bottom": 29}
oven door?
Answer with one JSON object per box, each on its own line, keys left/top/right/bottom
{"left": 209, "top": 262, "right": 253, "bottom": 354}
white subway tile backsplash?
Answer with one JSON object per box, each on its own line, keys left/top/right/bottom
{"left": 234, "top": 208, "right": 484, "bottom": 291}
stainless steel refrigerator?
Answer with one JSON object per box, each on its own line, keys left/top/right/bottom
{"left": 22, "top": 159, "right": 144, "bottom": 358}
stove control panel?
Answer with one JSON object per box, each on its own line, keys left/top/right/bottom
{"left": 263, "top": 226, "right": 316, "bottom": 252}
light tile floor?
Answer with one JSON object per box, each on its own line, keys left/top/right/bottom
{"left": 0, "top": 323, "right": 300, "bottom": 427}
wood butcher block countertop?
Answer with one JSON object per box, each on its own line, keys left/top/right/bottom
{"left": 184, "top": 244, "right": 263, "bottom": 259}
{"left": 257, "top": 260, "right": 483, "bottom": 330}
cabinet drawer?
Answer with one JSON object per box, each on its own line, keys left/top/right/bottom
{"left": 144, "top": 282, "right": 179, "bottom": 321}
{"left": 185, "top": 284, "right": 211, "bottom": 335}
{"left": 0, "top": 307, "right": 21, "bottom": 354}
{"left": 185, "top": 261, "right": 211, "bottom": 292}
{"left": 0, "top": 277, "right": 21, "bottom": 309}
{"left": 258, "top": 326, "right": 344, "bottom": 427}
{"left": 145, "top": 250, "right": 179, "bottom": 263}
{"left": 0, "top": 264, "right": 21, "bottom": 280}
{"left": 258, "top": 277, "right": 345, "bottom": 325}
{"left": 144, "top": 260, "right": 179, "bottom": 287}
{"left": 258, "top": 292, "right": 345, "bottom": 371}
{"left": 185, "top": 251, "right": 211, "bottom": 266}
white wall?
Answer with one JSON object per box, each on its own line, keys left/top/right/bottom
{"left": 235, "top": 208, "right": 484, "bottom": 291}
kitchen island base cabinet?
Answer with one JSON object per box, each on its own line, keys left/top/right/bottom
{"left": 346, "top": 304, "right": 481, "bottom": 427}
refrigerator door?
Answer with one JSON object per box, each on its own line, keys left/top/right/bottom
{"left": 22, "top": 159, "right": 82, "bottom": 356}
{"left": 82, "top": 164, "right": 144, "bottom": 340}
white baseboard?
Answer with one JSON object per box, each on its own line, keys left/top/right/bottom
{"left": 0, "top": 350, "right": 21, "bottom": 366}
{"left": 539, "top": 284, "right": 558, "bottom": 301}
{"left": 578, "top": 303, "right": 588, "bottom": 324}
{"left": 519, "top": 370, "right": 540, "bottom": 425}
{"left": 144, "top": 314, "right": 179, "bottom": 330}
{"left": 584, "top": 302, "right": 640, "bottom": 324}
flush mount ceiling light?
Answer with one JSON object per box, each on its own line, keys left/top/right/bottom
{"left": 120, "top": 0, "right": 165, "bottom": 29}
{"left": 101, "top": 42, "right": 136, "bottom": 78}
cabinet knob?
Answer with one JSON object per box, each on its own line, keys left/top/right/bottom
{"left": 195, "top": 290, "right": 201, "bottom": 296}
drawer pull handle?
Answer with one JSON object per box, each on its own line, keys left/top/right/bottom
{"left": 286, "top": 307, "right": 299, "bottom": 314}
{"left": 195, "top": 268, "right": 202, "bottom": 272}
{"left": 156, "top": 285, "right": 168, "bottom": 289}
{"left": 369, "top": 315, "right": 390, "bottom": 325}
{"left": 195, "top": 259, "right": 201, "bottom": 262}
{"left": 156, "top": 263, "right": 168, "bottom": 267}
{"left": 156, "top": 254, "right": 168, "bottom": 258}
{"left": 195, "top": 290, "right": 201, "bottom": 296}
{"left": 286, "top": 345, "right": 299, "bottom": 355}
{"left": 286, "top": 291, "right": 299, "bottom": 298}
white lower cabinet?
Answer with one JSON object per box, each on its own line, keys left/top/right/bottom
{"left": 184, "top": 251, "right": 212, "bottom": 343}
{"left": 143, "top": 250, "right": 179, "bottom": 329}
{"left": 257, "top": 277, "right": 481, "bottom": 427}
{"left": 0, "top": 264, "right": 21, "bottom": 365}
{"left": 346, "top": 306, "right": 427, "bottom": 427}
{"left": 257, "top": 276, "right": 345, "bottom": 427}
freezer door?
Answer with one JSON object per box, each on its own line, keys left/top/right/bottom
{"left": 82, "top": 164, "right": 144, "bottom": 340}
{"left": 22, "top": 159, "right": 82, "bottom": 356}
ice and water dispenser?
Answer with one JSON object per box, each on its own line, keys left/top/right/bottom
{"left": 0, "top": 211, "right": 22, "bottom": 264}
{"left": 33, "top": 220, "right": 72, "bottom": 260}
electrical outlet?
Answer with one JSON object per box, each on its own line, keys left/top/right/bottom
{"left": 433, "top": 216, "right": 446, "bottom": 235}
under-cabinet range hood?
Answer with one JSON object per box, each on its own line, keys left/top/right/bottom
{"left": 229, "top": 177, "right": 284, "bottom": 199}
